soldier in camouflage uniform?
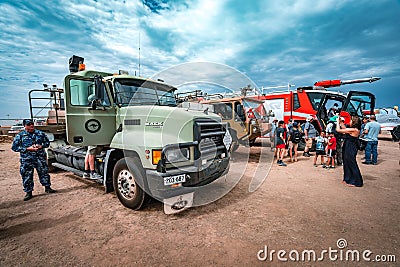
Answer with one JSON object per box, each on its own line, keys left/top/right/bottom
{"left": 11, "top": 119, "right": 56, "bottom": 201}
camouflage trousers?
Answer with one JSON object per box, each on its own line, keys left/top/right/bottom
{"left": 20, "top": 157, "right": 51, "bottom": 193}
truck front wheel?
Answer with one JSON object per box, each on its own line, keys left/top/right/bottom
{"left": 113, "top": 157, "right": 146, "bottom": 210}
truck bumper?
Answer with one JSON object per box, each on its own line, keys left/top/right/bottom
{"left": 145, "top": 157, "right": 230, "bottom": 200}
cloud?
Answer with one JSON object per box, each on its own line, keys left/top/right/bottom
{"left": 0, "top": 0, "right": 400, "bottom": 118}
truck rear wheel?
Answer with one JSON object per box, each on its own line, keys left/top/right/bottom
{"left": 113, "top": 157, "right": 146, "bottom": 210}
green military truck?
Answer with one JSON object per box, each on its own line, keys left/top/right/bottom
{"left": 31, "top": 56, "right": 231, "bottom": 214}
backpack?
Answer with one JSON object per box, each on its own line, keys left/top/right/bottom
{"left": 291, "top": 129, "right": 302, "bottom": 143}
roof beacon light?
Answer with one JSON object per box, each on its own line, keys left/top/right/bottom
{"left": 69, "top": 55, "right": 85, "bottom": 73}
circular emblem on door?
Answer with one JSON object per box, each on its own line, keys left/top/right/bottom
{"left": 85, "top": 119, "right": 101, "bottom": 133}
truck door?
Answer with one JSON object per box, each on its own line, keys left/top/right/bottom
{"left": 341, "top": 91, "right": 375, "bottom": 118}
{"left": 64, "top": 75, "right": 116, "bottom": 146}
{"left": 234, "top": 101, "right": 247, "bottom": 140}
{"left": 316, "top": 94, "right": 346, "bottom": 128}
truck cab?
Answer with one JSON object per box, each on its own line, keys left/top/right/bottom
{"left": 38, "top": 56, "right": 232, "bottom": 214}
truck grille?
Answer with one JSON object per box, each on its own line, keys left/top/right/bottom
{"left": 194, "top": 119, "right": 227, "bottom": 161}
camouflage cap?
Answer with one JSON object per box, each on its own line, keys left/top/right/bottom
{"left": 22, "top": 119, "right": 34, "bottom": 126}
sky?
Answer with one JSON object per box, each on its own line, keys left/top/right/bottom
{"left": 0, "top": 0, "right": 399, "bottom": 121}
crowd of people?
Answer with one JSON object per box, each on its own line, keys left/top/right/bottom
{"left": 269, "top": 112, "right": 381, "bottom": 187}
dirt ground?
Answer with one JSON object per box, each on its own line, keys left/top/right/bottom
{"left": 0, "top": 136, "right": 399, "bottom": 266}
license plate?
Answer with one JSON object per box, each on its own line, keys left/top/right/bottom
{"left": 163, "top": 174, "right": 186, "bottom": 186}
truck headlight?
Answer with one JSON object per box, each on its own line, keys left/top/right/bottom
{"left": 165, "top": 147, "right": 190, "bottom": 163}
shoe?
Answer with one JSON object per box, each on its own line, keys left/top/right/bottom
{"left": 303, "top": 153, "right": 310, "bottom": 157}
{"left": 83, "top": 172, "right": 90, "bottom": 179}
{"left": 89, "top": 172, "right": 103, "bottom": 180}
{"left": 24, "top": 192, "right": 33, "bottom": 201}
{"left": 322, "top": 164, "right": 327, "bottom": 168}
{"left": 361, "top": 161, "right": 371, "bottom": 165}
{"left": 330, "top": 165, "right": 335, "bottom": 169}
{"left": 45, "top": 186, "right": 57, "bottom": 193}
{"left": 278, "top": 162, "right": 287, "bottom": 166}
{"left": 314, "top": 164, "right": 318, "bottom": 167}
{"left": 372, "top": 163, "right": 377, "bottom": 165}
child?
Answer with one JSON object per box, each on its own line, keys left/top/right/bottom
{"left": 276, "top": 120, "right": 287, "bottom": 166}
{"left": 287, "top": 121, "right": 301, "bottom": 162}
{"left": 325, "top": 132, "right": 337, "bottom": 168}
{"left": 314, "top": 131, "right": 327, "bottom": 167}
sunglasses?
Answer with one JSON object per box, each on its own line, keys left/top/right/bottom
{"left": 26, "top": 123, "right": 34, "bottom": 126}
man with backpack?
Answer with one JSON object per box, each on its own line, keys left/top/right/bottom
{"left": 287, "top": 121, "right": 302, "bottom": 162}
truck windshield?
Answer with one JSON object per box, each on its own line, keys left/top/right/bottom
{"left": 114, "top": 79, "right": 177, "bottom": 107}
{"left": 242, "top": 99, "right": 266, "bottom": 119}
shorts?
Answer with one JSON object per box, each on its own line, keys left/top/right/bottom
{"left": 87, "top": 145, "right": 103, "bottom": 156}
{"left": 327, "top": 149, "right": 336, "bottom": 158}
{"left": 288, "top": 142, "right": 299, "bottom": 149}
{"left": 305, "top": 138, "right": 313, "bottom": 148}
{"left": 315, "top": 150, "right": 326, "bottom": 156}
{"left": 276, "top": 144, "right": 286, "bottom": 149}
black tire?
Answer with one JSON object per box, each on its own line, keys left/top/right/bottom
{"left": 249, "top": 138, "right": 256, "bottom": 146}
{"left": 47, "top": 158, "right": 57, "bottom": 173}
{"left": 113, "top": 157, "right": 146, "bottom": 210}
{"left": 391, "top": 126, "right": 400, "bottom": 141}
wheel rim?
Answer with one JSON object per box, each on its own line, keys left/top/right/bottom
{"left": 117, "top": 169, "right": 136, "bottom": 200}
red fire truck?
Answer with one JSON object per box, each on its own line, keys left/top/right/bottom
{"left": 252, "top": 77, "right": 380, "bottom": 132}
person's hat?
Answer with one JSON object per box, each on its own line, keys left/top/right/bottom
{"left": 273, "top": 118, "right": 278, "bottom": 122}
{"left": 23, "top": 119, "right": 34, "bottom": 126}
{"left": 293, "top": 122, "right": 298, "bottom": 127}
{"left": 330, "top": 115, "right": 338, "bottom": 122}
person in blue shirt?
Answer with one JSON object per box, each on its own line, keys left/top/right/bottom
{"left": 362, "top": 115, "right": 381, "bottom": 165}
{"left": 313, "top": 131, "right": 327, "bottom": 167}
{"left": 11, "top": 119, "right": 56, "bottom": 201}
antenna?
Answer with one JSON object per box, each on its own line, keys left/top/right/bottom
{"left": 138, "top": 32, "right": 141, "bottom": 76}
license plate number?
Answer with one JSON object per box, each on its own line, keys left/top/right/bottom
{"left": 164, "top": 174, "right": 186, "bottom": 186}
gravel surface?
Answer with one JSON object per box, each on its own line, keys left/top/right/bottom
{"left": 0, "top": 137, "right": 399, "bottom": 266}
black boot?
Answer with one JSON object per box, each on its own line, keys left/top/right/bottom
{"left": 24, "top": 192, "right": 33, "bottom": 201}
{"left": 45, "top": 186, "right": 56, "bottom": 193}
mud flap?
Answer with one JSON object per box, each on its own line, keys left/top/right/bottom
{"left": 163, "top": 192, "right": 194, "bottom": 214}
